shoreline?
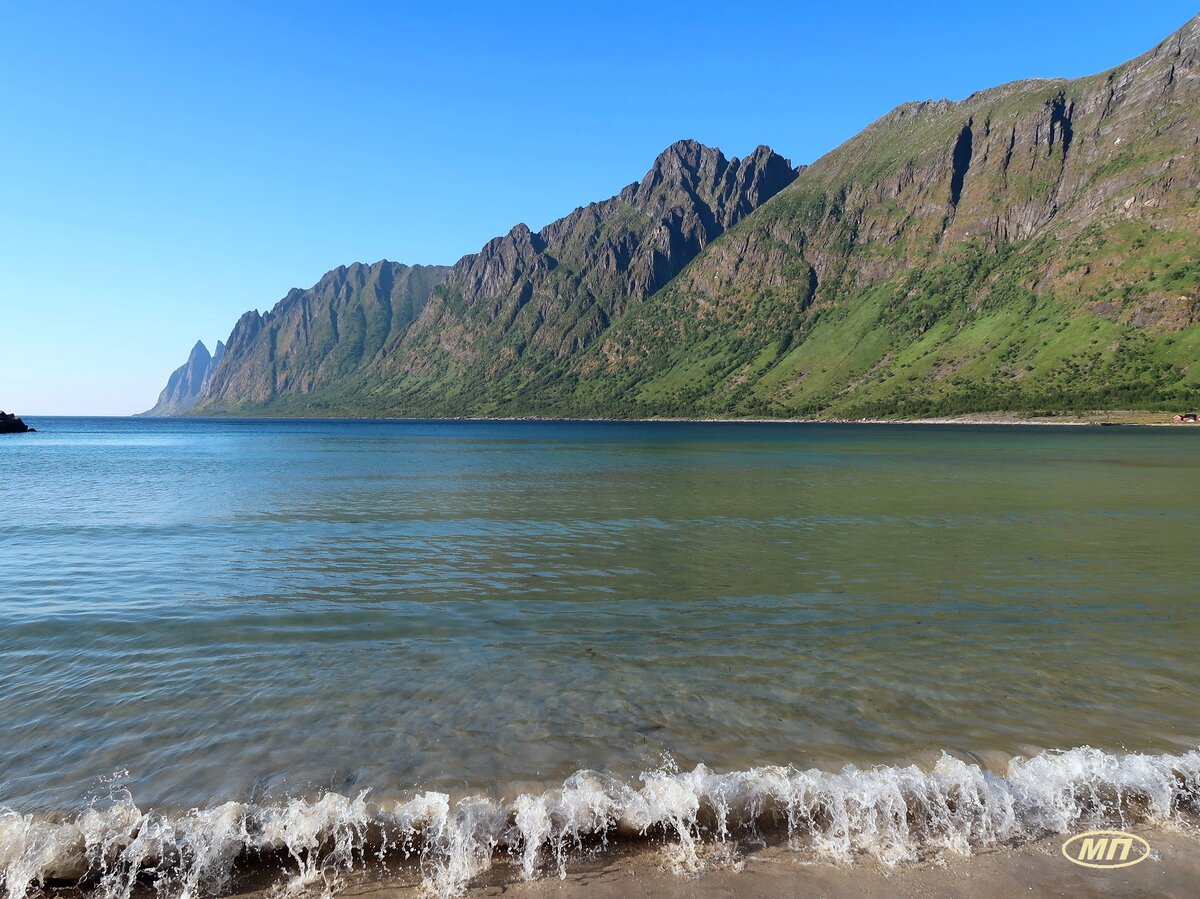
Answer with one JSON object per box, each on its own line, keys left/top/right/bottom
{"left": 69, "top": 409, "right": 1200, "bottom": 425}
{"left": 12, "top": 746, "right": 1198, "bottom": 899}
{"left": 322, "top": 824, "right": 1200, "bottom": 899}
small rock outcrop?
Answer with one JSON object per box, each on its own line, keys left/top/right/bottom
{"left": 0, "top": 411, "right": 34, "bottom": 433}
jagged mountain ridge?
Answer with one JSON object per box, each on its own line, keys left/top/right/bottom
{"left": 400, "top": 142, "right": 799, "bottom": 366}
{"left": 155, "top": 14, "right": 1200, "bottom": 418}
{"left": 140, "top": 339, "right": 224, "bottom": 416}
{"left": 187, "top": 141, "right": 798, "bottom": 414}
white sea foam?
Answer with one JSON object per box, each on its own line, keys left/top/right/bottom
{"left": 1, "top": 746, "right": 1197, "bottom": 899}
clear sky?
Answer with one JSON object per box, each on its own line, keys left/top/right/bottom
{"left": 2, "top": 1, "right": 1196, "bottom": 415}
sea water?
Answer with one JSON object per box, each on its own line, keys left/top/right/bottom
{"left": 1, "top": 418, "right": 1198, "bottom": 896}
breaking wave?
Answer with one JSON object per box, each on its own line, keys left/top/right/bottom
{"left": 2, "top": 746, "right": 1198, "bottom": 899}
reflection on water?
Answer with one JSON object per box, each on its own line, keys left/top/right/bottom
{"left": 1, "top": 418, "right": 1198, "bottom": 812}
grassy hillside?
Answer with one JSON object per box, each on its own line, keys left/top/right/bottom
{"left": 548, "top": 17, "right": 1200, "bottom": 419}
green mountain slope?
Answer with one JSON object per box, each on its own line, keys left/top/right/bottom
{"left": 173, "top": 14, "right": 1200, "bottom": 419}
{"left": 551, "top": 14, "right": 1200, "bottom": 418}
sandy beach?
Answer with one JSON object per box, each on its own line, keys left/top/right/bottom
{"left": 333, "top": 825, "right": 1200, "bottom": 899}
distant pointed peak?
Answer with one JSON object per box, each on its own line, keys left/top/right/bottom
{"left": 505, "top": 223, "right": 546, "bottom": 250}
{"left": 637, "top": 140, "right": 726, "bottom": 193}
{"left": 654, "top": 138, "right": 720, "bottom": 165}
{"left": 479, "top": 223, "right": 528, "bottom": 247}
{"left": 736, "top": 144, "right": 795, "bottom": 174}
{"left": 745, "top": 143, "right": 786, "bottom": 161}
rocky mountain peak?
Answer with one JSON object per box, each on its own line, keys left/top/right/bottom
{"left": 727, "top": 145, "right": 800, "bottom": 220}
{"left": 140, "top": 339, "right": 223, "bottom": 416}
{"left": 641, "top": 138, "right": 723, "bottom": 187}
{"left": 187, "top": 340, "right": 211, "bottom": 365}
{"left": 376, "top": 139, "right": 799, "bottom": 373}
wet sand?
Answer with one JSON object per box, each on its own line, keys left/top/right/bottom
{"left": 337, "top": 825, "right": 1200, "bottom": 899}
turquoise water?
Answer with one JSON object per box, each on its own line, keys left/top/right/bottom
{"left": 3, "top": 418, "right": 1198, "bottom": 820}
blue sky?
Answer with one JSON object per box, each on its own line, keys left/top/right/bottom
{"left": 2, "top": 1, "right": 1196, "bottom": 415}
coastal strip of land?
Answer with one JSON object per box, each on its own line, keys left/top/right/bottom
{"left": 425, "top": 410, "right": 1199, "bottom": 425}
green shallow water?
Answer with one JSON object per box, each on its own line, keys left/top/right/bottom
{"left": 1, "top": 418, "right": 1197, "bottom": 813}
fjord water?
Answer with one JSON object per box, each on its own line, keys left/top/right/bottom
{"left": 2, "top": 418, "right": 1199, "bottom": 890}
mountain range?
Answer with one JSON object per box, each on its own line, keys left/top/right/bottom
{"left": 147, "top": 15, "right": 1200, "bottom": 419}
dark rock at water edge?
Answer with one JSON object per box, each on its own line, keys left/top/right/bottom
{"left": 0, "top": 411, "right": 35, "bottom": 433}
